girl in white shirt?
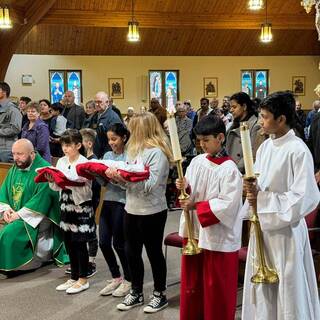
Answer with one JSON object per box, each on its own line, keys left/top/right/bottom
{"left": 47, "top": 129, "right": 94, "bottom": 294}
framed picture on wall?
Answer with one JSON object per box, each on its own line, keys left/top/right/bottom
{"left": 292, "top": 76, "right": 305, "bottom": 96}
{"left": 108, "top": 78, "right": 124, "bottom": 99}
{"left": 203, "top": 77, "right": 218, "bottom": 98}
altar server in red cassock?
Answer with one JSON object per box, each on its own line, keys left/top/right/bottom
{"left": 176, "top": 115, "right": 243, "bottom": 320}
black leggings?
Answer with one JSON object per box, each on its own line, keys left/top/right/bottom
{"left": 64, "top": 232, "right": 88, "bottom": 280}
{"left": 124, "top": 210, "right": 167, "bottom": 293}
{"left": 99, "top": 201, "right": 131, "bottom": 281}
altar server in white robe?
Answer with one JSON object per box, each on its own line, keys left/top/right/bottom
{"left": 243, "top": 91, "right": 320, "bottom": 320}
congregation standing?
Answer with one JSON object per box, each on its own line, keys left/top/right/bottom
{"left": 0, "top": 79, "right": 320, "bottom": 319}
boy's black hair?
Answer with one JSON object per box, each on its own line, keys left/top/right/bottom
{"left": 59, "top": 129, "right": 85, "bottom": 155}
{"left": 107, "top": 122, "right": 130, "bottom": 144}
{"left": 0, "top": 82, "right": 11, "bottom": 97}
{"left": 193, "top": 115, "right": 226, "bottom": 137}
{"left": 260, "top": 91, "right": 295, "bottom": 128}
{"left": 51, "top": 102, "right": 64, "bottom": 113}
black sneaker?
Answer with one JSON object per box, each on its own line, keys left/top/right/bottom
{"left": 65, "top": 267, "right": 71, "bottom": 274}
{"left": 87, "top": 262, "right": 97, "bottom": 278}
{"left": 143, "top": 291, "right": 168, "bottom": 313}
{"left": 117, "top": 290, "right": 144, "bottom": 311}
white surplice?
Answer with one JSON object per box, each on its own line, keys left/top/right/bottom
{"left": 242, "top": 130, "right": 320, "bottom": 320}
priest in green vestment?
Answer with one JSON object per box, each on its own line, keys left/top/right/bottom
{"left": 0, "top": 139, "right": 68, "bottom": 275}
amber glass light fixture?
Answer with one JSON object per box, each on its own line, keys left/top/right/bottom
{"left": 260, "top": 23, "right": 273, "bottom": 42}
{"left": 248, "top": 0, "right": 264, "bottom": 10}
{"left": 0, "top": 6, "right": 12, "bottom": 29}
{"left": 260, "top": 0, "right": 272, "bottom": 42}
{"left": 127, "top": 0, "right": 140, "bottom": 42}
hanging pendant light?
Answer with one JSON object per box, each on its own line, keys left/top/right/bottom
{"left": 260, "top": 23, "right": 273, "bottom": 42}
{"left": 301, "top": 0, "right": 316, "bottom": 14}
{"left": 260, "top": 0, "right": 272, "bottom": 42}
{"left": 0, "top": 6, "right": 13, "bottom": 29}
{"left": 127, "top": 0, "right": 140, "bottom": 42}
{"left": 248, "top": 0, "right": 264, "bottom": 10}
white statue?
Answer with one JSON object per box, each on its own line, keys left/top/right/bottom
{"left": 316, "top": 0, "right": 320, "bottom": 40}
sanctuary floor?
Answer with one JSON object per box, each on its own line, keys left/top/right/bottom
{"left": 1, "top": 210, "right": 243, "bottom": 320}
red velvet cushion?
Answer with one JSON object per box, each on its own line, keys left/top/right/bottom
{"left": 238, "top": 247, "right": 248, "bottom": 262}
{"left": 164, "top": 232, "right": 183, "bottom": 248}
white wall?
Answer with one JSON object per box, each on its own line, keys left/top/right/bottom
{"left": 5, "top": 54, "right": 320, "bottom": 112}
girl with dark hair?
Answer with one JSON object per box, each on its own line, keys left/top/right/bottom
{"left": 226, "top": 92, "right": 262, "bottom": 173}
{"left": 99, "top": 123, "right": 132, "bottom": 298}
{"left": 47, "top": 129, "right": 95, "bottom": 294}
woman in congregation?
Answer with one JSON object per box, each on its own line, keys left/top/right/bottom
{"left": 21, "top": 101, "right": 51, "bottom": 162}
{"left": 226, "top": 92, "right": 261, "bottom": 173}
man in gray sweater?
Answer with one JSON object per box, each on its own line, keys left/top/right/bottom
{"left": 0, "top": 82, "right": 22, "bottom": 162}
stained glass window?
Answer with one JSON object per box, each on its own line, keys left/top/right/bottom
{"left": 241, "top": 69, "right": 269, "bottom": 100}
{"left": 49, "top": 70, "right": 82, "bottom": 104}
{"left": 149, "top": 70, "right": 179, "bottom": 108}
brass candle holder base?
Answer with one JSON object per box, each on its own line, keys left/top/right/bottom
{"left": 176, "top": 159, "right": 202, "bottom": 256}
{"left": 244, "top": 175, "right": 279, "bottom": 284}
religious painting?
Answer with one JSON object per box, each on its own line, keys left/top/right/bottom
{"left": 255, "top": 71, "right": 268, "bottom": 100}
{"left": 149, "top": 71, "right": 163, "bottom": 105}
{"left": 292, "top": 76, "right": 305, "bottom": 96}
{"left": 67, "top": 71, "right": 82, "bottom": 105}
{"left": 165, "top": 71, "right": 178, "bottom": 109}
{"left": 49, "top": 70, "right": 64, "bottom": 103}
{"left": 203, "top": 77, "right": 218, "bottom": 98}
{"left": 108, "top": 78, "right": 124, "bottom": 99}
{"left": 149, "top": 70, "right": 179, "bottom": 109}
{"left": 241, "top": 71, "right": 254, "bottom": 98}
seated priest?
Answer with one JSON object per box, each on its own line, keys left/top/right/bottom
{"left": 0, "top": 139, "right": 68, "bottom": 278}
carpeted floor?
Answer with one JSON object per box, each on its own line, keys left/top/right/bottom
{"left": 0, "top": 210, "right": 242, "bottom": 320}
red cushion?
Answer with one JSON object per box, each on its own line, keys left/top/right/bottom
{"left": 305, "top": 208, "right": 319, "bottom": 241}
{"left": 164, "top": 232, "right": 183, "bottom": 248}
{"left": 238, "top": 247, "right": 248, "bottom": 262}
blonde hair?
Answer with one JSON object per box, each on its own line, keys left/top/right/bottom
{"left": 127, "top": 112, "right": 173, "bottom": 162}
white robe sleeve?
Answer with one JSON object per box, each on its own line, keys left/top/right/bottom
{"left": 207, "top": 167, "right": 243, "bottom": 228}
{"left": 257, "top": 150, "right": 320, "bottom": 231}
{"left": 17, "top": 207, "right": 44, "bottom": 228}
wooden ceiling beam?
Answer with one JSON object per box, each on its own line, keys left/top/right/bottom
{"left": 0, "top": 0, "right": 57, "bottom": 80}
{"left": 39, "top": 9, "right": 315, "bottom": 30}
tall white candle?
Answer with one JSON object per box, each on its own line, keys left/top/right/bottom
{"left": 167, "top": 114, "right": 183, "bottom": 161}
{"left": 240, "top": 122, "right": 255, "bottom": 178}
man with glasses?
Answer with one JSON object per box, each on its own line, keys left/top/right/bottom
{"left": 93, "top": 91, "right": 122, "bottom": 158}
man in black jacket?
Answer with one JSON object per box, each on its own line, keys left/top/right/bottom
{"left": 61, "top": 91, "right": 85, "bottom": 130}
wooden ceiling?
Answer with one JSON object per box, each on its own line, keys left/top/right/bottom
{"left": 3, "top": 0, "right": 320, "bottom": 57}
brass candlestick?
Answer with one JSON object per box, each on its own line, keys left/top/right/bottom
{"left": 245, "top": 175, "right": 278, "bottom": 284}
{"left": 177, "top": 159, "right": 202, "bottom": 256}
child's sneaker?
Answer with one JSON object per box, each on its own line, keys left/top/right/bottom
{"left": 87, "top": 262, "right": 97, "bottom": 278}
{"left": 112, "top": 279, "right": 131, "bottom": 297}
{"left": 143, "top": 291, "right": 168, "bottom": 313}
{"left": 117, "top": 290, "right": 144, "bottom": 311}
{"left": 99, "top": 277, "right": 122, "bottom": 296}
{"left": 65, "top": 267, "right": 71, "bottom": 274}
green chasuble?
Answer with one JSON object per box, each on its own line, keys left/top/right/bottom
{"left": 0, "top": 154, "right": 69, "bottom": 271}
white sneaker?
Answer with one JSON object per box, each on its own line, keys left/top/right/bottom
{"left": 66, "top": 281, "right": 89, "bottom": 294}
{"left": 99, "top": 278, "right": 122, "bottom": 296}
{"left": 56, "top": 279, "right": 77, "bottom": 291}
{"left": 112, "top": 280, "right": 131, "bottom": 297}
